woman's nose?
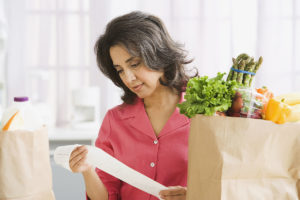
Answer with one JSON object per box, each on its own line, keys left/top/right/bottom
{"left": 124, "top": 69, "right": 136, "bottom": 82}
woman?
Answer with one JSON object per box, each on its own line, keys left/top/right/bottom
{"left": 69, "top": 11, "right": 195, "bottom": 200}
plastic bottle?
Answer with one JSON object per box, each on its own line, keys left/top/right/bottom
{"left": 0, "top": 97, "right": 43, "bottom": 131}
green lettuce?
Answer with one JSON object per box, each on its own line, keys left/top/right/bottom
{"left": 178, "top": 72, "right": 238, "bottom": 118}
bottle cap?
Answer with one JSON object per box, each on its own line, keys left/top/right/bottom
{"left": 14, "top": 97, "right": 29, "bottom": 102}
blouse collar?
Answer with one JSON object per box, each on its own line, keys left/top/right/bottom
{"left": 118, "top": 92, "right": 189, "bottom": 139}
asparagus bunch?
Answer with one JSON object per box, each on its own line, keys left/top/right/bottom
{"left": 227, "top": 53, "right": 263, "bottom": 87}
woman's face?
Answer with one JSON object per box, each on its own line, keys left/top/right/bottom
{"left": 109, "top": 45, "right": 164, "bottom": 99}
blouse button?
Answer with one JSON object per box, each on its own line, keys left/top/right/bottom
{"left": 150, "top": 162, "right": 155, "bottom": 167}
{"left": 153, "top": 140, "right": 158, "bottom": 144}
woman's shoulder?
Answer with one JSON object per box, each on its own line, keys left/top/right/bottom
{"left": 107, "top": 98, "right": 143, "bottom": 119}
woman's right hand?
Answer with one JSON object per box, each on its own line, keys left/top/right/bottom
{"left": 69, "top": 145, "right": 93, "bottom": 173}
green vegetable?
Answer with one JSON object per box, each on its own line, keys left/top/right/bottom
{"left": 231, "top": 58, "right": 239, "bottom": 81}
{"left": 237, "top": 60, "right": 245, "bottom": 84}
{"left": 243, "top": 58, "right": 255, "bottom": 87}
{"left": 236, "top": 53, "right": 249, "bottom": 63}
{"left": 226, "top": 58, "right": 235, "bottom": 81}
{"left": 249, "top": 56, "right": 263, "bottom": 86}
{"left": 178, "top": 72, "right": 238, "bottom": 118}
{"left": 226, "top": 53, "right": 263, "bottom": 87}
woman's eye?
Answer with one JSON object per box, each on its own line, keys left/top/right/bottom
{"left": 117, "top": 69, "right": 123, "bottom": 74}
{"left": 131, "top": 62, "right": 140, "bottom": 68}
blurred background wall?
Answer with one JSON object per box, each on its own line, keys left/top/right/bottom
{"left": 1, "top": 0, "right": 300, "bottom": 128}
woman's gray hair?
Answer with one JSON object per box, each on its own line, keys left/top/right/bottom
{"left": 95, "top": 11, "right": 195, "bottom": 104}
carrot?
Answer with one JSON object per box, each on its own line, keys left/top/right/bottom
{"left": 256, "top": 86, "right": 274, "bottom": 115}
{"left": 256, "top": 86, "right": 274, "bottom": 100}
{"left": 2, "top": 111, "right": 19, "bottom": 131}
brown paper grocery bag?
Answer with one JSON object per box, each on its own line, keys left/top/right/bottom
{"left": 0, "top": 128, "right": 55, "bottom": 200}
{"left": 187, "top": 115, "right": 300, "bottom": 200}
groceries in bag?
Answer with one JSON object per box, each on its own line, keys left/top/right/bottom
{"left": 0, "top": 96, "right": 43, "bottom": 131}
{"left": 177, "top": 72, "right": 238, "bottom": 118}
{"left": 226, "top": 53, "right": 262, "bottom": 87}
{"left": 178, "top": 53, "right": 300, "bottom": 124}
{"left": 0, "top": 96, "right": 55, "bottom": 199}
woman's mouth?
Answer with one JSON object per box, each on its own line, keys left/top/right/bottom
{"left": 132, "top": 83, "right": 143, "bottom": 92}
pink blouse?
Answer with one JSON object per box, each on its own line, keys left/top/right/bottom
{"left": 94, "top": 96, "right": 190, "bottom": 200}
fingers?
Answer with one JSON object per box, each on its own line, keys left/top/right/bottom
{"left": 69, "top": 146, "right": 89, "bottom": 172}
{"left": 70, "top": 146, "right": 88, "bottom": 164}
{"left": 160, "top": 186, "right": 186, "bottom": 195}
{"left": 159, "top": 186, "right": 187, "bottom": 200}
{"left": 70, "top": 145, "right": 87, "bottom": 161}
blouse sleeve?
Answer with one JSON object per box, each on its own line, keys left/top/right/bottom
{"left": 94, "top": 110, "right": 121, "bottom": 200}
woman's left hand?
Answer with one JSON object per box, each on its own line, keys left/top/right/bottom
{"left": 159, "top": 186, "right": 187, "bottom": 200}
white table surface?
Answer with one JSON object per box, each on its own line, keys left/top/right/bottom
{"left": 48, "top": 127, "right": 99, "bottom": 141}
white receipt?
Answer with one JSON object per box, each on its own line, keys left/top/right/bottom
{"left": 54, "top": 145, "right": 167, "bottom": 198}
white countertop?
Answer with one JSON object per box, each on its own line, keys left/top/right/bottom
{"left": 48, "top": 127, "right": 99, "bottom": 141}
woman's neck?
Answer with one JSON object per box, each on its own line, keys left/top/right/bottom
{"left": 143, "top": 87, "right": 180, "bottom": 110}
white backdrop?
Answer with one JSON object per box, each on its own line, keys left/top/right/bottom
{"left": 3, "top": 0, "right": 300, "bottom": 127}
{"left": 0, "top": 0, "right": 7, "bottom": 116}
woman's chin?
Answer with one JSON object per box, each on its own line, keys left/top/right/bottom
{"left": 134, "top": 91, "right": 149, "bottom": 99}
{"left": 135, "top": 93, "right": 145, "bottom": 98}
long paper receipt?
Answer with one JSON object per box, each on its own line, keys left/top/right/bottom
{"left": 54, "top": 145, "right": 167, "bottom": 198}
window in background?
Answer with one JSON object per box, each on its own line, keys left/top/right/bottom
{"left": 295, "top": 1, "right": 300, "bottom": 91}
{"left": 0, "top": 0, "right": 7, "bottom": 119}
{"left": 256, "top": 0, "right": 300, "bottom": 93}
{"left": 5, "top": 0, "right": 300, "bottom": 127}
{"left": 169, "top": 0, "right": 233, "bottom": 76}
{"left": 23, "top": 0, "right": 91, "bottom": 126}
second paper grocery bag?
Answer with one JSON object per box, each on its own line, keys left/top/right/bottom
{"left": 187, "top": 115, "right": 300, "bottom": 200}
{"left": 0, "top": 128, "right": 55, "bottom": 200}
